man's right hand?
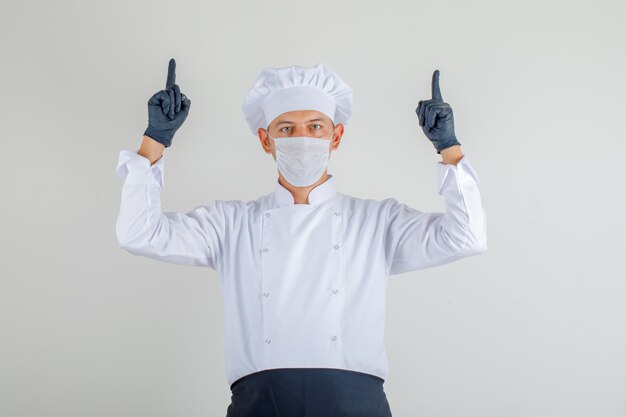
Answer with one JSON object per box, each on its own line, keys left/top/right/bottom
{"left": 143, "top": 58, "right": 191, "bottom": 148}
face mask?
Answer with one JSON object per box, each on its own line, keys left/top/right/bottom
{"left": 267, "top": 132, "right": 333, "bottom": 187}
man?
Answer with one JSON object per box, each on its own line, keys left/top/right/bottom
{"left": 116, "top": 59, "right": 487, "bottom": 417}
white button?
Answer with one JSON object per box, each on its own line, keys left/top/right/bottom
{"left": 263, "top": 291, "right": 269, "bottom": 297}
{"left": 265, "top": 212, "right": 271, "bottom": 217}
{"left": 265, "top": 338, "right": 271, "bottom": 344}
{"left": 333, "top": 245, "right": 340, "bottom": 250}
{"left": 332, "top": 289, "right": 338, "bottom": 295}
{"left": 331, "top": 335, "right": 337, "bottom": 341}
{"left": 263, "top": 248, "right": 269, "bottom": 253}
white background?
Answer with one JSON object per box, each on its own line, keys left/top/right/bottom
{"left": 1, "top": 0, "right": 625, "bottom": 416}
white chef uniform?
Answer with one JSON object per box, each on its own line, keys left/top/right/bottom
{"left": 115, "top": 148, "right": 487, "bottom": 388}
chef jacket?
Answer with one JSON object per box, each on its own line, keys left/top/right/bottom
{"left": 115, "top": 149, "right": 487, "bottom": 387}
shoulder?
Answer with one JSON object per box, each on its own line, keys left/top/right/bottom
{"left": 212, "top": 193, "right": 271, "bottom": 215}
{"left": 337, "top": 192, "right": 398, "bottom": 215}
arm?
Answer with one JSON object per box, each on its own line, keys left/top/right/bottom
{"left": 388, "top": 70, "right": 486, "bottom": 275}
{"left": 115, "top": 58, "right": 218, "bottom": 268}
{"left": 384, "top": 152, "right": 487, "bottom": 276}
{"left": 115, "top": 147, "right": 225, "bottom": 270}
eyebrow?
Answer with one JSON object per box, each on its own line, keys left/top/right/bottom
{"left": 275, "top": 118, "right": 326, "bottom": 126}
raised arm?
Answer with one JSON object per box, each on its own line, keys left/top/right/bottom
{"left": 115, "top": 58, "right": 224, "bottom": 269}
{"left": 384, "top": 154, "right": 487, "bottom": 275}
{"left": 384, "top": 69, "right": 487, "bottom": 275}
{"left": 115, "top": 150, "right": 225, "bottom": 270}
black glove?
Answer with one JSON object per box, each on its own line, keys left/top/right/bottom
{"left": 415, "top": 70, "right": 461, "bottom": 154}
{"left": 143, "top": 58, "right": 191, "bottom": 148}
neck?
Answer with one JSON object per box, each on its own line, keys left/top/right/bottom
{"left": 279, "top": 171, "right": 330, "bottom": 205}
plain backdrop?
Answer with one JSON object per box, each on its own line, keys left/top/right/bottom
{"left": 1, "top": 0, "right": 625, "bottom": 416}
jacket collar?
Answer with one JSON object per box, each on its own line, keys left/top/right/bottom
{"left": 273, "top": 174, "right": 337, "bottom": 207}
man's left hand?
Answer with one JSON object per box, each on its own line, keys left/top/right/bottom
{"left": 415, "top": 70, "right": 462, "bottom": 154}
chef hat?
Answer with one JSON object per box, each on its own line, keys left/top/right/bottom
{"left": 241, "top": 63, "right": 353, "bottom": 136}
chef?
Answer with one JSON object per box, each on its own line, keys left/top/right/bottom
{"left": 116, "top": 58, "right": 487, "bottom": 417}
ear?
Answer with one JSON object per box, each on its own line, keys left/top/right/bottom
{"left": 258, "top": 128, "right": 272, "bottom": 154}
{"left": 330, "top": 123, "right": 345, "bottom": 150}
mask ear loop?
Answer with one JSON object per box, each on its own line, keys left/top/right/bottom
{"left": 267, "top": 131, "right": 278, "bottom": 146}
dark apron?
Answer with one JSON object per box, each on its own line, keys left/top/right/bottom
{"left": 226, "top": 368, "right": 393, "bottom": 417}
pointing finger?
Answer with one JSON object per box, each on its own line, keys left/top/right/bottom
{"left": 166, "top": 58, "right": 176, "bottom": 89}
{"left": 431, "top": 69, "right": 442, "bottom": 101}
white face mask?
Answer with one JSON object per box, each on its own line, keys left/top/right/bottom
{"left": 268, "top": 132, "right": 333, "bottom": 187}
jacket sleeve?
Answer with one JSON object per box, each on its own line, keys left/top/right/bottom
{"left": 115, "top": 150, "right": 225, "bottom": 270}
{"left": 384, "top": 154, "right": 487, "bottom": 275}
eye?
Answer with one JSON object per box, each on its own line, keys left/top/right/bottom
{"left": 311, "top": 124, "right": 322, "bottom": 130}
{"left": 280, "top": 127, "right": 291, "bottom": 133}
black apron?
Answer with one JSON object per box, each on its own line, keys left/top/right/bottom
{"left": 226, "top": 368, "right": 393, "bottom": 417}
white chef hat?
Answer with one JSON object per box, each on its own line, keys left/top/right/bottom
{"left": 241, "top": 63, "right": 353, "bottom": 136}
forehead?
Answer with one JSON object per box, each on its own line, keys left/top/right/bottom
{"left": 270, "top": 110, "right": 332, "bottom": 126}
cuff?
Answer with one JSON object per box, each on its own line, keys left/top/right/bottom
{"left": 436, "top": 154, "right": 480, "bottom": 195}
{"left": 116, "top": 149, "right": 165, "bottom": 189}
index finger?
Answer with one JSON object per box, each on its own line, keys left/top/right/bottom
{"left": 431, "top": 69, "right": 442, "bottom": 101}
{"left": 166, "top": 58, "right": 176, "bottom": 88}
